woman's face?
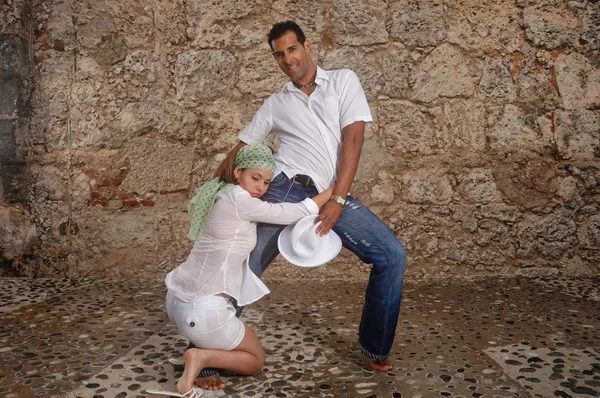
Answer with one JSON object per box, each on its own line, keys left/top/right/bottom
{"left": 234, "top": 168, "right": 273, "bottom": 198}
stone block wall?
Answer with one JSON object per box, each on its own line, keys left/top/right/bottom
{"left": 1, "top": 0, "right": 599, "bottom": 279}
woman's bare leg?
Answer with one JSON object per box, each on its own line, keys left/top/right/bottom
{"left": 177, "top": 324, "right": 264, "bottom": 393}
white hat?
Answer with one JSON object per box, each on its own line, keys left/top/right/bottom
{"left": 277, "top": 215, "right": 342, "bottom": 268}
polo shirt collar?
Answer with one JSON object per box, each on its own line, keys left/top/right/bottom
{"left": 282, "top": 66, "right": 328, "bottom": 92}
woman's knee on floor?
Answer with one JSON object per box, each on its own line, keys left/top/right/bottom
{"left": 240, "top": 348, "right": 264, "bottom": 376}
{"left": 252, "top": 340, "right": 265, "bottom": 372}
{"left": 251, "top": 353, "right": 265, "bottom": 375}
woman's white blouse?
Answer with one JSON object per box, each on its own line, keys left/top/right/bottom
{"left": 165, "top": 185, "right": 319, "bottom": 306}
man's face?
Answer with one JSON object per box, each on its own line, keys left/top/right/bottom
{"left": 271, "top": 31, "right": 311, "bottom": 82}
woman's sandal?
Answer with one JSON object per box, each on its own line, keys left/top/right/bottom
{"left": 145, "top": 386, "right": 203, "bottom": 397}
{"left": 168, "top": 357, "right": 185, "bottom": 367}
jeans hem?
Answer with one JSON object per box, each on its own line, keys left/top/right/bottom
{"left": 199, "top": 368, "right": 220, "bottom": 377}
{"left": 359, "top": 343, "right": 389, "bottom": 362}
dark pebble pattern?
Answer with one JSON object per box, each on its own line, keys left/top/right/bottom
{"left": 0, "top": 276, "right": 598, "bottom": 397}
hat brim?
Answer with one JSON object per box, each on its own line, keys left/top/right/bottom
{"left": 277, "top": 215, "right": 343, "bottom": 268}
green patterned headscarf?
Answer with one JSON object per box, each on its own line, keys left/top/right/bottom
{"left": 187, "top": 144, "right": 275, "bottom": 241}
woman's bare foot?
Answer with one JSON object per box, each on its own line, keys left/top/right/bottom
{"left": 177, "top": 349, "right": 208, "bottom": 394}
{"left": 195, "top": 375, "right": 226, "bottom": 390}
{"left": 370, "top": 358, "right": 391, "bottom": 372}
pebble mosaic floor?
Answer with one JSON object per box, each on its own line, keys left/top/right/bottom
{"left": 0, "top": 276, "right": 599, "bottom": 398}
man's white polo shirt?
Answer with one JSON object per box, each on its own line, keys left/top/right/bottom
{"left": 238, "top": 66, "right": 372, "bottom": 192}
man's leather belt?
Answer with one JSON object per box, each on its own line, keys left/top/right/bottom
{"left": 292, "top": 174, "right": 315, "bottom": 187}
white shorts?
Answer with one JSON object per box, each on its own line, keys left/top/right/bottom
{"left": 166, "top": 291, "right": 246, "bottom": 351}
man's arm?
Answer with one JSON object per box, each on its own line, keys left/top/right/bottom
{"left": 213, "top": 141, "right": 248, "bottom": 178}
{"left": 315, "top": 120, "right": 365, "bottom": 236}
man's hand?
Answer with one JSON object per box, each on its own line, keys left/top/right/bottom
{"left": 315, "top": 200, "right": 344, "bottom": 236}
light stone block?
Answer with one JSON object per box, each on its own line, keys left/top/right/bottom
{"left": 322, "top": 47, "right": 381, "bottom": 99}
{"left": 401, "top": 171, "right": 453, "bottom": 205}
{"left": 195, "top": 100, "right": 247, "bottom": 154}
{"left": 378, "top": 42, "right": 411, "bottom": 98}
{"left": 332, "top": 0, "right": 388, "bottom": 46}
{"left": 437, "top": 100, "right": 486, "bottom": 151}
{"left": 174, "top": 50, "right": 236, "bottom": 103}
{"left": 511, "top": 51, "right": 561, "bottom": 109}
{"left": 517, "top": 212, "right": 578, "bottom": 259}
{"left": 161, "top": 101, "right": 201, "bottom": 143}
{"left": 236, "top": 44, "right": 294, "bottom": 99}
{"left": 78, "top": 208, "right": 156, "bottom": 250}
{"left": 554, "top": 52, "right": 600, "bottom": 110}
{"left": 31, "top": 165, "right": 67, "bottom": 202}
{"left": 78, "top": 0, "right": 156, "bottom": 52}
{"left": 153, "top": 0, "right": 188, "bottom": 45}
{"left": 271, "top": 1, "right": 328, "bottom": 37}
{"left": 186, "top": 0, "right": 268, "bottom": 48}
{"left": 488, "top": 105, "right": 548, "bottom": 152}
{"left": 378, "top": 100, "right": 438, "bottom": 154}
{"left": 446, "top": 0, "right": 520, "bottom": 53}
{"left": 523, "top": 6, "right": 580, "bottom": 50}
{"left": 410, "top": 43, "right": 480, "bottom": 103}
{"left": 29, "top": 52, "right": 71, "bottom": 149}
{"left": 581, "top": 2, "right": 600, "bottom": 50}
{"left": 555, "top": 110, "right": 600, "bottom": 159}
{"left": 370, "top": 170, "right": 395, "bottom": 204}
{"left": 477, "top": 57, "right": 516, "bottom": 101}
{"left": 388, "top": 0, "right": 446, "bottom": 48}
{"left": 121, "top": 139, "right": 193, "bottom": 194}
{"left": 455, "top": 168, "right": 503, "bottom": 204}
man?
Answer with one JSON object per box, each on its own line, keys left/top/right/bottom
{"left": 197, "top": 20, "right": 406, "bottom": 390}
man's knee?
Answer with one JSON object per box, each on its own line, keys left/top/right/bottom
{"left": 381, "top": 239, "right": 406, "bottom": 273}
{"left": 392, "top": 240, "right": 406, "bottom": 267}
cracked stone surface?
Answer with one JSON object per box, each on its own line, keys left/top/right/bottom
{"left": 0, "top": 276, "right": 599, "bottom": 397}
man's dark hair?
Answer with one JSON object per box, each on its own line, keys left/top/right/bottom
{"left": 267, "top": 20, "right": 306, "bottom": 50}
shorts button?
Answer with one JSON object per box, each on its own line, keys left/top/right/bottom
{"left": 190, "top": 322, "right": 195, "bottom": 327}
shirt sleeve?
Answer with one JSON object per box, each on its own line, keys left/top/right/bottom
{"left": 238, "top": 96, "right": 274, "bottom": 144}
{"left": 338, "top": 70, "right": 373, "bottom": 130}
{"left": 235, "top": 190, "right": 319, "bottom": 224}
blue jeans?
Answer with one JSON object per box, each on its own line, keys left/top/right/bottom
{"left": 189, "top": 173, "right": 405, "bottom": 376}
{"left": 248, "top": 173, "right": 406, "bottom": 361}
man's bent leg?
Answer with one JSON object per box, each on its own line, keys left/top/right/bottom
{"left": 248, "top": 223, "right": 285, "bottom": 279}
{"left": 246, "top": 172, "right": 315, "bottom": 280}
{"left": 332, "top": 195, "right": 406, "bottom": 362}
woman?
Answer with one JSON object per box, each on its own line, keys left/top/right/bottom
{"left": 147, "top": 144, "right": 333, "bottom": 398}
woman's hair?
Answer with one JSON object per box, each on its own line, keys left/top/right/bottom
{"left": 219, "top": 148, "right": 240, "bottom": 184}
